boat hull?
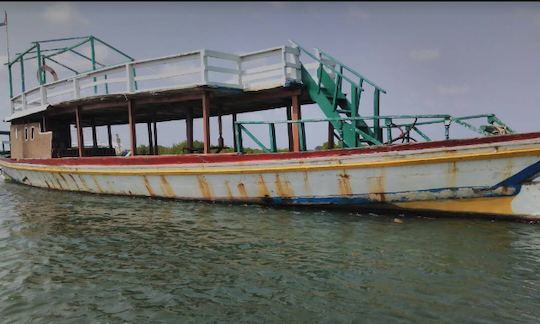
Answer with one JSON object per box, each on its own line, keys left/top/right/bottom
{"left": 1, "top": 133, "right": 540, "bottom": 220}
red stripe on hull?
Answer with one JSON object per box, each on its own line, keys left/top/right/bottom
{"left": 5, "top": 132, "right": 540, "bottom": 166}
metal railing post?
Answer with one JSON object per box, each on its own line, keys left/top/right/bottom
{"left": 234, "top": 122, "right": 243, "bottom": 153}
{"left": 268, "top": 123, "right": 277, "bottom": 152}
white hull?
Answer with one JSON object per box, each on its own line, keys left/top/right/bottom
{"left": 2, "top": 135, "right": 540, "bottom": 220}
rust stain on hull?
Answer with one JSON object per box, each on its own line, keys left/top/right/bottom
{"left": 197, "top": 175, "right": 213, "bottom": 199}
{"left": 257, "top": 175, "right": 271, "bottom": 198}
{"left": 58, "top": 173, "right": 69, "bottom": 188}
{"left": 52, "top": 174, "right": 63, "bottom": 190}
{"left": 224, "top": 181, "right": 233, "bottom": 199}
{"left": 275, "top": 174, "right": 294, "bottom": 198}
{"left": 159, "top": 175, "right": 175, "bottom": 198}
{"left": 91, "top": 175, "right": 104, "bottom": 193}
{"left": 447, "top": 161, "right": 458, "bottom": 188}
{"left": 143, "top": 176, "right": 156, "bottom": 196}
{"left": 77, "top": 175, "right": 90, "bottom": 191}
{"left": 68, "top": 174, "right": 81, "bottom": 191}
{"left": 503, "top": 159, "right": 514, "bottom": 180}
{"left": 367, "top": 169, "right": 386, "bottom": 202}
{"left": 302, "top": 171, "right": 312, "bottom": 197}
{"left": 337, "top": 171, "right": 353, "bottom": 196}
{"left": 237, "top": 182, "right": 248, "bottom": 198}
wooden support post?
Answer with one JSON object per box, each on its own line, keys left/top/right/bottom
{"left": 75, "top": 106, "right": 84, "bottom": 157}
{"left": 286, "top": 105, "right": 293, "bottom": 152}
{"left": 232, "top": 113, "right": 237, "bottom": 152}
{"left": 128, "top": 99, "right": 136, "bottom": 156}
{"left": 328, "top": 122, "right": 335, "bottom": 149}
{"left": 153, "top": 119, "right": 158, "bottom": 155}
{"left": 147, "top": 122, "right": 154, "bottom": 155}
{"left": 186, "top": 109, "right": 193, "bottom": 153}
{"left": 291, "top": 96, "right": 301, "bottom": 153}
{"left": 217, "top": 114, "right": 224, "bottom": 149}
{"left": 202, "top": 93, "right": 210, "bottom": 154}
{"left": 91, "top": 118, "right": 97, "bottom": 148}
{"left": 107, "top": 124, "right": 112, "bottom": 149}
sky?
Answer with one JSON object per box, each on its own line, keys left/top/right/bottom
{"left": 0, "top": 1, "right": 539, "bottom": 150}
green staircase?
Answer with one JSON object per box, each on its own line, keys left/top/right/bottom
{"left": 292, "top": 41, "right": 387, "bottom": 148}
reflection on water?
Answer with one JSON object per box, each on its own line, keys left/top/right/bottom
{"left": 0, "top": 181, "right": 539, "bottom": 322}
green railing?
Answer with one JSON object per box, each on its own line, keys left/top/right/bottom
{"left": 289, "top": 40, "right": 387, "bottom": 145}
{"left": 233, "top": 114, "right": 513, "bottom": 153}
{"left": 7, "top": 35, "right": 134, "bottom": 98}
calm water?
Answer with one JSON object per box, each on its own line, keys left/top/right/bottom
{"left": 0, "top": 180, "right": 539, "bottom": 323}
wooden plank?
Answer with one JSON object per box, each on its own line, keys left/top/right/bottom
{"left": 128, "top": 99, "right": 137, "bottom": 155}
{"left": 202, "top": 93, "right": 210, "bottom": 154}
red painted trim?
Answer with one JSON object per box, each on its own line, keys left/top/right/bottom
{"left": 7, "top": 132, "right": 540, "bottom": 167}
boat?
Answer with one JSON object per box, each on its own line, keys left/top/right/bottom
{"left": 1, "top": 36, "right": 539, "bottom": 220}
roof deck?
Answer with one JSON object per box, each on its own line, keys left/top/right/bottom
{"left": 7, "top": 45, "right": 311, "bottom": 124}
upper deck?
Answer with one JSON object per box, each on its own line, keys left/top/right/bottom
{"left": 6, "top": 44, "right": 312, "bottom": 125}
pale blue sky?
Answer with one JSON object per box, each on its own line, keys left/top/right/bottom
{"left": 0, "top": 2, "right": 539, "bottom": 149}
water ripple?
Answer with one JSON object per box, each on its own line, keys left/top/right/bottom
{"left": 0, "top": 182, "right": 538, "bottom": 323}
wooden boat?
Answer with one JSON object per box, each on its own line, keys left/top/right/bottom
{"left": 1, "top": 36, "right": 539, "bottom": 220}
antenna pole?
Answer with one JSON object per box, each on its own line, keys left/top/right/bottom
{"left": 4, "top": 11, "right": 9, "bottom": 63}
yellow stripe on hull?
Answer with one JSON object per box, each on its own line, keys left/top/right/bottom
{"left": 395, "top": 196, "right": 514, "bottom": 215}
{"left": 0, "top": 147, "right": 539, "bottom": 176}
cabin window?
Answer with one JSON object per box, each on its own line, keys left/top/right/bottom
{"left": 31, "top": 127, "right": 35, "bottom": 141}
{"left": 24, "top": 127, "right": 28, "bottom": 141}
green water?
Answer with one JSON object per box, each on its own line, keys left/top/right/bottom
{"left": 0, "top": 180, "right": 538, "bottom": 323}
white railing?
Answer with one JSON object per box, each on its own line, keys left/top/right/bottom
{"left": 8, "top": 45, "right": 302, "bottom": 119}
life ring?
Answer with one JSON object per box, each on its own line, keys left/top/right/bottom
{"left": 36, "top": 63, "right": 59, "bottom": 82}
